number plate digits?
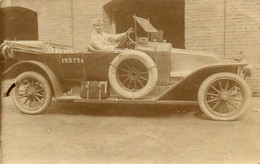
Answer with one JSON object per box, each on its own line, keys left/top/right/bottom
{"left": 61, "top": 58, "right": 84, "bottom": 64}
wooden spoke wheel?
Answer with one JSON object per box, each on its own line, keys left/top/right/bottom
{"left": 109, "top": 50, "right": 158, "bottom": 99}
{"left": 198, "top": 73, "right": 251, "bottom": 121}
{"left": 116, "top": 59, "right": 149, "bottom": 91}
{"left": 12, "top": 71, "right": 52, "bottom": 114}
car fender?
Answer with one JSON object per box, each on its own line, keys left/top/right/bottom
{"left": 157, "top": 63, "right": 248, "bottom": 101}
{"left": 2, "top": 60, "right": 63, "bottom": 98}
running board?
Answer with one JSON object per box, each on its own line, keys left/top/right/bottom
{"left": 56, "top": 96, "right": 198, "bottom": 105}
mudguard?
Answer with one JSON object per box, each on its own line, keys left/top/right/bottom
{"left": 2, "top": 60, "right": 63, "bottom": 98}
{"left": 157, "top": 63, "right": 247, "bottom": 101}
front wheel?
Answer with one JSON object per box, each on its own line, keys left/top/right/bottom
{"left": 198, "top": 72, "right": 251, "bottom": 121}
{"left": 12, "top": 71, "right": 52, "bottom": 114}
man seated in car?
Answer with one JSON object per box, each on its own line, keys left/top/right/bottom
{"left": 90, "top": 18, "right": 127, "bottom": 51}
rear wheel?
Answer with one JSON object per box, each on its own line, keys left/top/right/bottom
{"left": 12, "top": 71, "right": 52, "bottom": 114}
{"left": 198, "top": 72, "right": 251, "bottom": 121}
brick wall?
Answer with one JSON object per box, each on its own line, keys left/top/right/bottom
{"left": 1, "top": 0, "right": 259, "bottom": 91}
{"left": 185, "top": 0, "right": 260, "bottom": 92}
{"left": 242, "top": 0, "right": 260, "bottom": 93}
{"left": 243, "top": 0, "right": 260, "bottom": 67}
{"left": 1, "top": 0, "right": 258, "bottom": 60}
{"left": 1, "top": 0, "right": 74, "bottom": 46}
{"left": 72, "top": 0, "right": 111, "bottom": 50}
{"left": 1, "top": 0, "right": 111, "bottom": 50}
{"left": 185, "top": 0, "right": 225, "bottom": 58}
{"left": 185, "top": 0, "right": 260, "bottom": 61}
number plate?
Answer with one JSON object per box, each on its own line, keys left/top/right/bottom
{"left": 61, "top": 58, "right": 84, "bottom": 64}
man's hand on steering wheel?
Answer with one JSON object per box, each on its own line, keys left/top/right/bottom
{"left": 127, "top": 27, "right": 134, "bottom": 34}
{"left": 117, "top": 27, "right": 134, "bottom": 48}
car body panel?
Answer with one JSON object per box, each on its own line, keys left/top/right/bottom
{"left": 170, "top": 48, "right": 220, "bottom": 77}
{"left": 135, "top": 42, "right": 221, "bottom": 78}
{"left": 157, "top": 63, "right": 246, "bottom": 101}
{"left": 0, "top": 36, "right": 250, "bottom": 102}
{"left": 2, "top": 60, "right": 63, "bottom": 97}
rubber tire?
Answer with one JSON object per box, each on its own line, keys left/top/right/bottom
{"left": 198, "top": 72, "right": 251, "bottom": 121}
{"left": 12, "top": 71, "right": 52, "bottom": 114}
{"left": 109, "top": 50, "right": 158, "bottom": 99}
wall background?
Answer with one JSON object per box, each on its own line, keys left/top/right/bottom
{"left": 0, "top": 0, "right": 259, "bottom": 92}
{"left": 185, "top": 0, "right": 260, "bottom": 92}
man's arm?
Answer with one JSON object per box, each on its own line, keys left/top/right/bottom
{"left": 106, "top": 32, "right": 126, "bottom": 43}
{"left": 91, "top": 34, "right": 115, "bottom": 51}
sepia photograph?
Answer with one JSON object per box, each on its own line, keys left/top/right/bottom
{"left": 0, "top": 0, "right": 260, "bottom": 163}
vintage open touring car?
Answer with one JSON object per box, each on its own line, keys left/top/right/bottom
{"left": 1, "top": 16, "right": 252, "bottom": 121}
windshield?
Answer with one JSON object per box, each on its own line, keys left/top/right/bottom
{"left": 133, "top": 16, "right": 158, "bottom": 33}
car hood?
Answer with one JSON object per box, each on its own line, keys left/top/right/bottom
{"left": 171, "top": 48, "right": 220, "bottom": 61}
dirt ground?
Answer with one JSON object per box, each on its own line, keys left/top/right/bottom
{"left": 1, "top": 80, "right": 260, "bottom": 164}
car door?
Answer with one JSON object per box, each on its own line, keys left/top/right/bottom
{"left": 59, "top": 53, "right": 85, "bottom": 80}
{"left": 84, "top": 52, "right": 118, "bottom": 81}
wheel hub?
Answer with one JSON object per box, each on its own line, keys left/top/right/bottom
{"left": 219, "top": 92, "right": 229, "bottom": 101}
{"left": 27, "top": 88, "right": 36, "bottom": 98}
{"left": 129, "top": 69, "right": 138, "bottom": 80}
{"left": 116, "top": 58, "right": 151, "bottom": 92}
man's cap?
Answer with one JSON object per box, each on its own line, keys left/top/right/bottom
{"left": 92, "top": 18, "right": 102, "bottom": 26}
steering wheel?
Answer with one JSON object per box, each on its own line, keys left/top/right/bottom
{"left": 117, "top": 27, "right": 135, "bottom": 48}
